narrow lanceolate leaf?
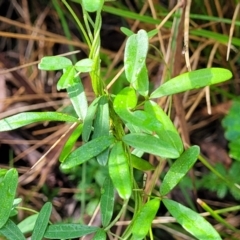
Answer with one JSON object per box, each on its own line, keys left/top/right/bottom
{"left": 131, "top": 154, "right": 155, "bottom": 171}
{"left": 75, "top": 58, "right": 93, "bottom": 72}
{"left": 0, "top": 219, "right": 25, "bottom": 240}
{"left": 108, "top": 142, "right": 132, "bottom": 200}
{"left": 0, "top": 112, "right": 78, "bottom": 132}
{"left": 17, "top": 214, "right": 39, "bottom": 234}
{"left": 113, "top": 87, "right": 137, "bottom": 111}
{"left": 150, "top": 68, "right": 232, "bottom": 98}
{"left": 132, "top": 199, "right": 160, "bottom": 240}
{"left": 93, "top": 229, "right": 107, "bottom": 239}
{"left": 163, "top": 199, "right": 221, "bottom": 240}
{"left": 92, "top": 96, "right": 109, "bottom": 139}
{"left": 44, "top": 224, "right": 99, "bottom": 239}
{"left": 124, "top": 29, "right": 149, "bottom": 96}
{"left": 123, "top": 133, "right": 180, "bottom": 159}
{"left": 67, "top": 80, "right": 88, "bottom": 120}
{"left": 160, "top": 146, "right": 200, "bottom": 196}
{"left": 0, "top": 169, "right": 18, "bottom": 228}
{"left": 92, "top": 96, "right": 110, "bottom": 165}
{"left": 59, "top": 123, "right": 83, "bottom": 162}
{"left": 100, "top": 177, "right": 115, "bottom": 227}
{"left": 57, "top": 66, "right": 77, "bottom": 90}
{"left": 120, "top": 27, "right": 134, "bottom": 37}
{"left": 113, "top": 87, "right": 162, "bottom": 134}
{"left": 31, "top": 202, "right": 52, "bottom": 240}
{"left": 82, "top": 97, "right": 101, "bottom": 142}
{"left": 144, "top": 100, "right": 183, "bottom": 154}
{"left": 61, "top": 136, "right": 115, "bottom": 169}
{"left": 38, "top": 56, "right": 72, "bottom": 70}
{"left": 134, "top": 65, "right": 149, "bottom": 97}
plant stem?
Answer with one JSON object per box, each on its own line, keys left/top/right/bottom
{"left": 197, "top": 198, "right": 238, "bottom": 231}
{"left": 104, "top": 199, "right": 129, "bottom": 232}
{"left": 62, "top": 0, "right": 91, "bottom": 47}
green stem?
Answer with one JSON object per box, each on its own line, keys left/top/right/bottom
{"left": 120, "top": 180, "right": 142, "bottom": 239}
{"left": 89, "top": 9, "right": 103, "bottom": 95}
{"left": 62, "top": 0, "right": 91, "bottom": 47}
{"left": 104, "top": 199, "right": 129, "bottom": 231}
{"left": 82, "top": 8, "right": 94, "bottom": 42}
{"left": 53, "top": 0, "right": 77, "bottom": 63}
{"left": 197, "top": 198, "right": 238, "bottom": 232}
{"left": 211, "top": 205, "right": 240, "bottom": 214}
{"left": 79, "top": 162, "right": 87, "bottom": 223}
{"left": 16, "top": 206, "right": 38, "bottom": 214}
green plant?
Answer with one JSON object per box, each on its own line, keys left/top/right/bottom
{"left": 222, "top": 100, "right": 240, "bottom": 161}
{"left": 0, "top": 1, "right": 234, "bottom": 240}
{"left": 194, "top": 100, "right": 240, "bottom": 201}
{"left": 199, "top": 162, "right": 240, "bottom": 200}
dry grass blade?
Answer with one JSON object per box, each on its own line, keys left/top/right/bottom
{"left": 0, "top": 50, "right": 80, "bottom": 75}
{"left": 227, "top": 3, "right": 240, "bottom": 61}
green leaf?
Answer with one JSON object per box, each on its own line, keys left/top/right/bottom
{"left": 160, "top": 146, "right": 200, "bottom": 196}
{"left": 150, "top": 68, "right": 232, "bottom": 98}
{"left": 134, "top": 64, "right": 149, "bottom": 97}
{"left": 0, "top": 112, "right": 78, "bottom": 131}
{"left": 12, "top": 198, "right": 22, "bottom": 208}
{"left": 147, "top": 29, "right": 158, "bottom": 38}
{"left": 131, "top": 154, "right": 155, "bottom": 171}
{"left": 120, "top": 27, "right": 134, "bottom": 37}
{"left": 229, "top": 140, "right": 240, "bottom": 161}
{"left": 57, "top": 66, "right": 77, "bottom": 90}
{"left": 61, "top": 135, "right": 115, "bottom": 169}
{"left": 100, "top": 177, "right": 114, "bottom": 227}
{"left": 0, "top": 169, "right": 8, "bottom": 179}
{"left": 82, "top": 0, "right": 104, "bottom": 12}
{"left": 108, "top": 142, "right": 132, "bottom": 200}
{"left": 9, "top": 198, "right": 22, "bottom": 218}
{"left": 222, "top": 100, "right": 240, "bottom": 160}
{"left": 114, "top": 87, "right": 137, "bottom": 110}
{"left": 17, "top": 214, "right": 39, "bottom": 234}
{"left": 75, "top": 58, "right": 94, "bottom": 72}
{"left": 44, "top": 224, "right": 99, "bottom": 239}
{"left": 38, "top": 56, "right": 72, "bottom": 70}
{"left": 92, "top": 96, "right": 109, "bottom": 139}
{"left": 123, "top": 133, "right": 180, "bottom": 159}
{"left": 113, "top": 87, "right": 162, "bottom": 134}
{"left": 144, "top": 100, "right": 183, "bottom": 154}
{"left": 59, "top": 123, "right": 83, "bottom": 162}
{"left": 82, "top": 97, "right": 101, "bottom": 142}
{"left": 124, "top": 29, "right": 148, "bottom": 81}
{"left": 199, "top": 163, "right": 228, "bottom": 199}
{"left": 10, "top": 198, "right": 21, "bottom": 217}
{"left": 92, "top": 96, "right": 110, "bottom": 165}
{"left": 67, "top": 80, "right": 88, "bottom": 120}
{"left": 121, "top": 111, "right": 157, "bottom": 133}
{"left": 124, "top": 29, "right": 149, "bottom": 96}
{"left": 93, "top": 229, "right": 107, "bottom": 239}
{"left": 31, "top": 202, "right": 52, "bottom": 240}
{"left": 131, "top": 199, "right": 160, "bottom": 240}
{"left": 0, "top": 169, "right": 18, "bottom": 228}
{"left": 0, "top": 219, "right": 25, "bottom": 240}
{"left": 163, "top": 199, "right": 221, "bottom": 240}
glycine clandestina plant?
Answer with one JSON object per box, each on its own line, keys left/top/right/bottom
{"left": 0, "top": 0, "right": 233, "bottom": 239}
